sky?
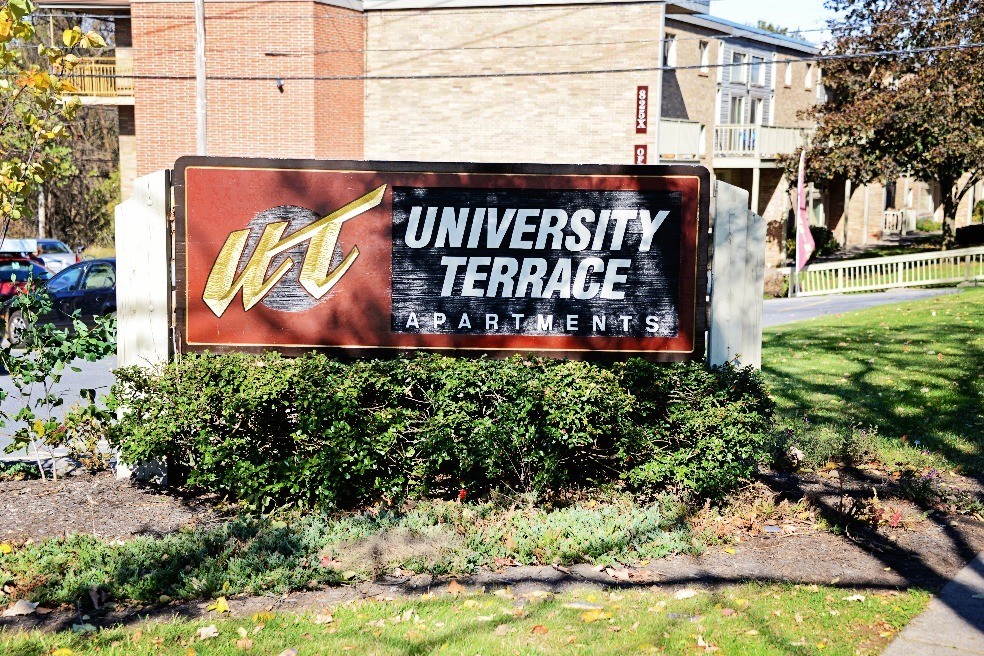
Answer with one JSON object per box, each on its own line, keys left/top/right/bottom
{"left": 707, "top": 0, "right": 836, "bottom": 44}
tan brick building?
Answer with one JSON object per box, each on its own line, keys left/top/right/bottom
{"left": 40, "top": 0, "right": 982, "bottom": 265}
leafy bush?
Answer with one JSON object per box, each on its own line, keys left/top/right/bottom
{"left": 785, "top": 225, "right": 840, "bottom": 263}
{"left": 956, "top": 224, "right": 984, "bottom": 247}
{"left": 109, "top": 354, "right": 773, "bottom": 509}
{"left": 774, "top": 418, "right": 878, "bottom": 470}
{"left": 915, "top": 216, "right": 940, "bottom": 233}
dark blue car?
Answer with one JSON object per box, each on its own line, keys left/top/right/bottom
{"left": 4, "top": 258, "right": 116, "bottom": 345}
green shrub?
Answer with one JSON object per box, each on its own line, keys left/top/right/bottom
{"left": 774, "top": 419, "right": 878, "bottom": 470}
{"left": 915, "top": 216, "right": 940, "bottom": 233}
{"left": 785, "top": 225, "right": 840, "bottom": 263}
{"left": 109, "top": 354, "right": 773, "bottom": 509}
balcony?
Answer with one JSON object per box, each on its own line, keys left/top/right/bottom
{"left": 63, "top": 56, "right": 133, "bottom": 102}
{"left": 658, "top": 119, "right": 704, "bottom": 162}
{"left": 713, "top": 125, "right": 810, "bottom": 165}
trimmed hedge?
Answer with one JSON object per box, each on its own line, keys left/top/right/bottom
{"left": 109, "top": 353, "right": 773, "bottom": 510}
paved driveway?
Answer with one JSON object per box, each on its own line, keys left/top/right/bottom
{"left": 762, "top": 288, "right": 962, "bottom": 327}
{"left": 0, "top": 354, "right": 116, "bottom": 456}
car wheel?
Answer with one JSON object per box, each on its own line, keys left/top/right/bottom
{"left": 6, "top": 310, "right": 27, "bottom": 347}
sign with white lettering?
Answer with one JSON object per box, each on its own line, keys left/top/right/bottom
{"left": 175, "top": 158, "right": 709, "bottom": 361}
{"left": 636, "top": 86, "right": 649, "bottom": 134}
{"left": 635, "top": 145, "right": 648, "bottom": 165}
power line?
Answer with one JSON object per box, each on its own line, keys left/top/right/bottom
{"left": 58, "top": 40, "right": 984, "bottom": 83}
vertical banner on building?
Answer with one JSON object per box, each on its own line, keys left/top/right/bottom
{"left": 636, "top": 86, "right": 649, "bottom": 134}
{"left": 174, "top": 158, "right": 710, "bottom": 361}
{"left": 634, "top": 145, "right": 648, "bottom": 165}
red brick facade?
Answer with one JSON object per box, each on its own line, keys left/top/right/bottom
{"left": 132, "top": 1, "right": 365, "bottom": 175}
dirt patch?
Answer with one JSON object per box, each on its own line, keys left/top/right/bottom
{"left": 0, "top": 471, "right": 219, "bottom": 542}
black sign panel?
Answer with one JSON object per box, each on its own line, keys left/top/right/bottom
{"left": 392, "top": 187, "right": 683, "bottom": 338}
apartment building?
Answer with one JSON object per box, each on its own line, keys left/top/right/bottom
{"left": 38, "top": 0, "right": 980, "bottom": 266}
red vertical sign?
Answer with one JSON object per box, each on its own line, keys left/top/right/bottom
{"left": 634, "top": 145, "right": 648, "bottom": 164}
{"left": 635, "top": 86, "right": 649, "bottom": 134}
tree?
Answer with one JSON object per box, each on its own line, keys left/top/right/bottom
{"left": 799, "top": 0, "right": 984, "bottom": 250}
{"left": 757, "top": 20, "right": 792, "bottom": 36}
{"left": 0, "top": 0, "right": 105, "bottom": 240}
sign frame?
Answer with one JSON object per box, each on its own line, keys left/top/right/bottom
{"left": 173, "top": 157, "right": 710, "bottom": 362}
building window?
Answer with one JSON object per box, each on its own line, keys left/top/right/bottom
{"left": 805, "top": 63, "right": 814, "bottom": 89}
{"left": 699, "top": 124, "right": 707, "bottom": 155}
{"left": 729, "top": 94, "right": 746, "bottom": 124}
{"left": 730, "top": 52, "right": 747, "bottom": 83}
{"left": 785, "top": 61, "right": 792, "bottom": 86}
{"left": 663, "top": 33, "right": 677, "bottom": 67}
{"left": 699, "top": 41, "right": 710, "bottom": 73}
{"left": 749, "top": 97, "right": 763, "bottom": 125}
{"left": 750, "top": 56, "right": 765, "bottom": 86}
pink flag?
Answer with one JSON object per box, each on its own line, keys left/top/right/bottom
{"left": 796, "top": 150, "right": 816, "bottom": 271}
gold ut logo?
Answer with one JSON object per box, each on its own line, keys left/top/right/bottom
{"left": 203, "top": 185, "right": 387, "bottom": 317}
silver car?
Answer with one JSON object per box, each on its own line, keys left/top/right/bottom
{"left": 37, "top": 239, "right": 79, "bottom": 273}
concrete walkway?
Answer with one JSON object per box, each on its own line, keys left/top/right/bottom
{"left": 882, "top": 554, "right": 984, "bottom": 655}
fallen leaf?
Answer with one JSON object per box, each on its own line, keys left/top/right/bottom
{"left": 795, "top": 612, "right": 804, "bottom": 623}
{"left": 314, "top": 613, "right": 333, "bottom": 625}
{"left": 463, "top": 599, "right": 481, "bottom": 608}
{"left": 580, "top": 609, "right": 609, "bottom": 623}
{"left": 493, "top": 624, "right": 511, "bottom": 636}
{"left": 252, "top": 612, "right": 274, "bottom": 623}
{"left": 531, "top": 625, "right": 549, "bottom": 635}
{"left": 208, "top": 597, "right": 230, "bottom": 613}
{"left": 277, "top": 649, "right": 299, "bottom": 656}
{"left": 0, "top": 543, "right": 12, "bottom": 555}
{"left": 723, "top": 548, "right": 736, "bottom": 555}
{"left": 673, "top": 589, "right": 698, "bottom": 600}
{"left": 72, "top": 623, "right": 97, "bottom": 635}
{"left": 720, "top": 608, "right": 736, "bottom": 617}
{"left": 447, "top": 580, "right": 466, "bottom": 595}
{"left": 2, "top": 600, "right": 38, "bottom": 617}
{"left": 51, "top": 649, "right": 74, "bottom": 656}
{"left": 746, "top": 629, "right": 759, "bottom": 636}
{"left": 476, "top": 614, "right": 495, "bottom": 622}
{"left": 235, "top": 638, "right": 253, "bottom": 649}
{"left": 563, "top": 602, "right": 604, "bottom": 611}
{"left": 237, "top": 627, "right": 249, "bottom": 638}
{"left": 841, "top": 595, "right": 866, "bottom": 603}
{"left": 197, "top": 625, "right": 219, "bottom": 640}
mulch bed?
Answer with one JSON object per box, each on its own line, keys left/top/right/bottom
{"left": 2, "top": 469, "right": 984, "bottom": 633}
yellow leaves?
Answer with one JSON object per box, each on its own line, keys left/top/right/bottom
{"left": 579, "top": 609, "right": 610, "bottom": 623}
{"left": 447, "top": 580, "right": 466, "bottom": 595}
{"left": 51, "top": 649, "right": 73, "bottom": 656}
{"left": 208, "top": 596, "right": 230, "bottom": 613}
{"left": 0, "top": 543, "right": 12, "bottom": 554}
{"left": 62, "top": 27, "right": 81, "bottom": 48}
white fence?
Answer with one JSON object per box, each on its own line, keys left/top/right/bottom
{"left": 780, "top": 246, "right": 984, "bottom": 297}
{"left": 658, "top": 119, "right": 703, "bottom": 161}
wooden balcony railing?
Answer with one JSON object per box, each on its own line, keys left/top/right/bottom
{"left": 713, "top": 124, "right": 810, "bottom": 159}
{"left": 63, "top": 56, "right": 133, "bottom": 98}
{"left": 658, "top": 119, "right": 704, "bottom": 161}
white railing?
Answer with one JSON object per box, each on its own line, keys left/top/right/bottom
{"left": 883, "top": 210, "right": 917, "bottom": 235}
{"left": 713, "top": 125, "right": 810, "bottom": 159}
{"left": 778, "top": 246, "right": 984, "bottom": 296}
{"left": 63, "top": 56, "right": 133, "bottom": 97}
{"left": 658, "top": 119, "right": 703, "bottom": 161}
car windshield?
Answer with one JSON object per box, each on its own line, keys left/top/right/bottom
{"left": 46, "top": 266, "right": 82, "bottom": 292}
{"left": 40, "top": 241, "right": 72, "bottom": 254}
{"left": 0, "top": 261, "right": 48, "bottom": 283}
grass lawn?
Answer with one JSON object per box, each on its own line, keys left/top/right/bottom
{"left": 0, "top": 584, "right": 930, "bottom": 656}
{"left": 762, "top": 287, "right": 984, "bottom": 473}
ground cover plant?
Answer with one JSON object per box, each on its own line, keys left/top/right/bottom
{"left": 0, "top": 583, "right": 931, "bottom": 656}
{"left": 109, "top": 356, "right": 774, "bottom": 510}
{"left": 0, "top": 497, "right": 693, "bottom": 607}
{"left": 762, "top": 287, "right": 984, "bottom": 474}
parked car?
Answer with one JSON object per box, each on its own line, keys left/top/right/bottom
{"left": 3, "top": 259, "right": 116, "bottom": 345}
{"left": 0, "top": 256, "right": 52, "bottom": 302}
{"left": 36, "top": 239, "right": 82, "bottom": 273}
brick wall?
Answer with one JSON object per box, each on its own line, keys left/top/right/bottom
{"left": 772, "top": 53, "right": 819, "bottom": 128}
{"left": 131, "top": 0, "right": 365, "bottom": 175}
{"left": 363, "top": 3, "right": 664, "bottom": 165}
{"left": 661, "top": 19, "right": 719, "bottom": 167}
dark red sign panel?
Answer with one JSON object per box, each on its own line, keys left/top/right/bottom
{"left": 635, "top": 145, "right": 648, "bottom": 165}
{"left": 174, "top": 158, "right": 709, "bottom": 361}
{"left": 636, "top": 86, "right": 649, "bottom": 134}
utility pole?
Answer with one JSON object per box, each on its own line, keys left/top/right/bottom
{"left": 652, "top": 6, "right": 666, "bottom": 165}
{"left": 37, "top": 187, "right": 45, "bottom": 239}
{"left": 195, "top": 0, "right": 207, "bottom": 155}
